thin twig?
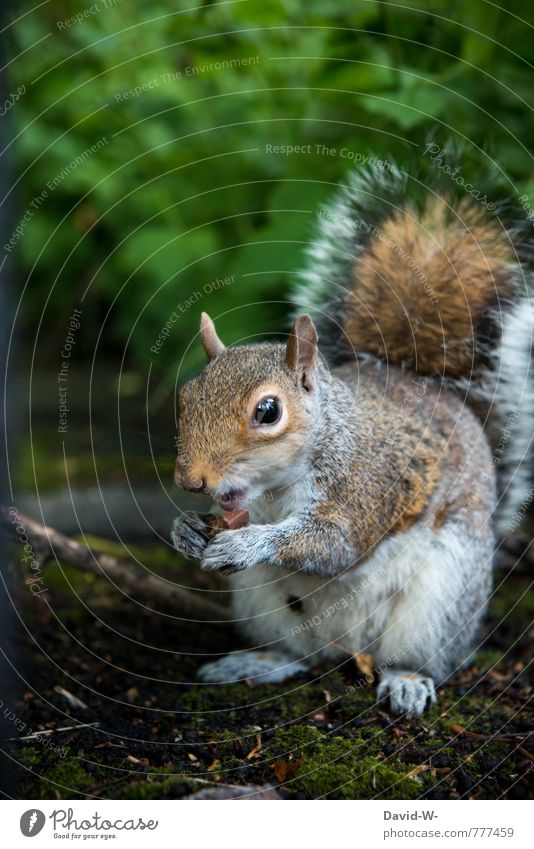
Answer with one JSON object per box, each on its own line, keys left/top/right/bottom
{"left": 54, "top": 686, "right": 88, "bottom": 711}
{"left": 10, "top": 721, "right": 101, "bottom": 742}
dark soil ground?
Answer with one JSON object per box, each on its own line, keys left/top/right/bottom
{"left": 6, "top": 528, "right": 533, "bottom": 800}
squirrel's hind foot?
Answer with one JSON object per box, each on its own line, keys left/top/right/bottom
{"left": 376, "top": 669, "right": 437, "bottom": 718}
{"left": 196, "top": 650, "right": 309, "bottom": 685}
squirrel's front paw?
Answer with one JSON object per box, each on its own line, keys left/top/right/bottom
{"left": 171, "top": 512, "right": 209, "bottom": 559}
{"left": 201, "top": 527, "right": 268, "bottom": 575}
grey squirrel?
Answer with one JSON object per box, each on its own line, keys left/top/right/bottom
{"left": 171, "top": 154, "right": 534, "bottom": 716}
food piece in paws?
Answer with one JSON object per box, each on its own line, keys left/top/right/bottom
{"left": 205, "top": 508, "right": 250, "bottom": 537}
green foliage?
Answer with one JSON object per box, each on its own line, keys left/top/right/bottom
{"left": 9, "top": 0, "right": 534, "bottom": 381}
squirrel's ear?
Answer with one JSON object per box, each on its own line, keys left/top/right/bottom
{"left": 285, "top": 314, "right": 318, "bottom": 390}
{"left": 199, "top": 312, "right": 226, "bottom": 360}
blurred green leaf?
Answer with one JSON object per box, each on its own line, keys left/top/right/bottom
{"left": 8, "top": 0, "right": 534, "bottom": 381}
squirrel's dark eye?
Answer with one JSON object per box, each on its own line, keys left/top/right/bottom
{"left": 253, "top": 397, "right": 281, "bottom": 425}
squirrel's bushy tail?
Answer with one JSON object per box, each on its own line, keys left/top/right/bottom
{"left": 292, "top": 148, "right": 534, "bottom": 533}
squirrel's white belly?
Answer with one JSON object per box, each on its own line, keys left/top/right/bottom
{"left": 228, "top": 524, "right": 427, "bottom": 662}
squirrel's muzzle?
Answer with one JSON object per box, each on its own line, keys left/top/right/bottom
{"left": 174, "top": 466, "right": 206, "bottom": 493}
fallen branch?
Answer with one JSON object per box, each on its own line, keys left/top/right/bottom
{"left": 1, "top": 507, "right": 230, "bottom": 622}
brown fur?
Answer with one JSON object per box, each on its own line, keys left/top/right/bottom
{"left": 265, "top": 356, "right": 493, "bottom": 570}
{"left": 322, "top": 362, "right": 470, "bottom": 558}
{"left": 343, "top": 196, "right": 514, "bottom": 377}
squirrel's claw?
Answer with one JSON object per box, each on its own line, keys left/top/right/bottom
{"left": 171, "top": 512, "right": 209, "bottom": 559}
{"left": 201, "top": 528, "right": 254, "bottom": 574}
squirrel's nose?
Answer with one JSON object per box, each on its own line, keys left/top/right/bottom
{"left": 181, "top": 474, "right": 206, "bottom": 493}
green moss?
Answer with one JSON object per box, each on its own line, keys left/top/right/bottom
{"left": 80, "top": 536, "right": 191, "bottom": 582}
{"left": 80, "top": 535, "right": 179, "bottom": 565}
{"left": 275, "top": 671, "right": 351, "bottom": 720}
{"left": 16, "top": 743, "right": 122, "bottom": 800}
{"left": 16, "top": 745, "right": 203, "bottom": 801}
{"left": 180, "top": 682, "right": 282, "bottom": 714}
{"left": 269, "top": 725, "right": 421, "bottom": 799}
{"left": 334, "top": 685, "right": 378, "bottom": 722}
{"left": 118, "top": 775, "right": 197, "bottom": 799}
{"left": 477, "top": 648, "right": 507, "bottom": 669}
{"left": 272, "top": 724, "right": 322, "bottom": 753}
{"left": 438, "top": 698, "right": 498, "bottom": 735}
{"left": 36, "top": 561, "right": 104, "bottom": 597}
{"left": 47, "top": 759, "right": 97, "bottom": 792}
{"left": 17, "top": 745, "right": 41, "bottom": 770}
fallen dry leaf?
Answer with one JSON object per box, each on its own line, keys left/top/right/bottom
{"left": 390, "top": 726, "right": 406, "bottom": 743}
{"left": 272, "top": 754, "right": 305, "bottom": 782}
{"left": 407, "top": 764, "right": 434, "bottom": 779}
{"left": 126, "top": 687, "right": 139, "bottom": 703}
{"left": 352, "top": 652, "right": 374, "bottom": 681}
{"left": 327, "top": 641, "right": 374, "bottom": 682}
